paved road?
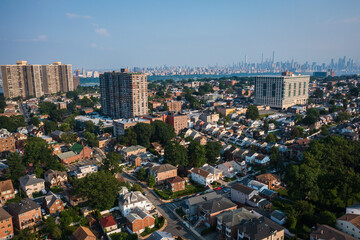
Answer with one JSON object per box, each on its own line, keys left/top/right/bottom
{"left": 122, "top": 172, "right": 199, "bottom": 240}
{"left": 19, "top": 102, "right": 30, "bottom": 122}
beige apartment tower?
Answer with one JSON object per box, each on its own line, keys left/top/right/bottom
{"left": 254, "top": 72, "right": 310, "bottom": 109}
{"left": 0, "top": 61, "right": 73, "bottom": 98}
{"left": 100, "top": 68, "right": 148, "bottom": 119}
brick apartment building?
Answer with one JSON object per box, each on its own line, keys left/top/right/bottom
{"left": 166, "top": 176, "right": 185, "bottom": 192}
{"left": 165, "top": 101, "right": 182, "bottom": 112}
{"left": 149, "top": 164, "right": 178, "bottom": 183}
{"left": 7, "top": 199, "right": 42, "bottom": 230}
{"left": 0, "top": 180, "right": 15, "bottom": 206}
{"left": 0, "top": 207, "right": 13, "bottom": 239}
{"left": 166, "top": 113, "right": 188, "bottom": 134}
{"left": 0, "top": 135, "right": 15, "bottom": 156}
{"left": 126, "top": 207, "right": 155, "bottom": 234}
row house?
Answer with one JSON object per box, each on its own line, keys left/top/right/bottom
{"left": 7, "top": 199, "right": 41, "bottom": 230}
{"left": 44, "top": 170, "right": 68, "bottom": 187}
{"left": 126, "top": 207, "right": 155, "bottom": 234}
{"left": 0, "top": 208, "right": 13, "bottom": 239}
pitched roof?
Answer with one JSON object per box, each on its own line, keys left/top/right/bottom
{"left": 45, "top": 191, "right": 62, "bottom": 208}
{"left": 166, "top": 176, "right": 184, "bottom": 184}
{"left": 217, "top": 208, "right": 258, "bottom": 228}
{"left": 122, "top": 145, "right": 146, "bottom": 153}
{"left": 150, "top": 164, "right": 177, "bottom": 174}
{"left": 99, "top": 215, "right": 117, "bottom": 228}
{"left": 44, "top": 169, "right": 67, "bottom": 179}
{"left": 147, "top": 231, "right": 174, "bottom": 240}
{"left": 238, "top": 216, "right": 285, "bottom": 239}
{"left": 126, "top": 207, "right": 153, "bottom": 223}
{"left": 198, "top": 197, "right": 237, "bottom": 214}
{"left": 0, "top": 180, "right": 14, "bottom": 193}
{"left": 72, "top": 226, "right": 96, "bottom": 240}
{"left": 0, "top": 207, "right": 11, "bottom": 221}
{"left": 310, "top": 224, "right": 356, "bottom": 240}
{"left": 119, "top": 191, "right": 149, "bottom": 207}
{"left": 338, "top": 214, "right": 360, "bottom": 229}
{"left": 19, "top": 174, "right": 45, "bottom": 187}
{"left": 187, "top": 191, "right": 222, "bottom": 206}
{"left": 7, "top": 198, "right": 40, "bottom": 215}
{"left": 232, "top": 183, "right": 257, "bottom": 195}
{"left": 191, "top": 168, "right": 210, "bottom": 178}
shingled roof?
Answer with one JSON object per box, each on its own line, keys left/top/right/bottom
{"left": 232, "top": 183, "right": 257, "bottom": 195}
{"left": 150, "top": 163, "right": 177, "bottom": 174}
{"left": 198, "top": 197, "right": 237, "bottom": 214}
{"left": 7, "top": 198, "right": 40, "bottom": 215}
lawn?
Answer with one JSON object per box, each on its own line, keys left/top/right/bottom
{"left": 140, "top": 216, "right": 165, "bottom": 237}
{"left": 154, "top": 183, "right": 204, "bottom": 200}
{"left": 224, "top": 176, "right": 237, "bottom": 182}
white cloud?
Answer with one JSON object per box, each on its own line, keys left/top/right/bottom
{"left": 338, "top": 17, "right": 358, "bottom": 24}
{"left": 95, "top": 28, "right": 110, "bottom": 37}
{"left": 66, "top": 13, "right": 91, "bottom": 19}
{"left": 90, "top": 43, "right": 97, "bottom": 48}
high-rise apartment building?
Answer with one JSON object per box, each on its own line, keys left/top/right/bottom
{"left": 0, "top": 61, "right": 73, "bottom": 98}
{"left": 100, "top": 68, "right": 148, "bottom": 119}
{"left": 254, "top": 71, "right": 310, "bottom": 109}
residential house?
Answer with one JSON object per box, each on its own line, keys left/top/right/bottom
{"left": 129, "top": 155, "right": 141, "bottom": 167}
{"left": 51, "top": 130, "right": 64, "bottom": 142}
{"left": 19, "top": 174, "right": 45, "bottom": 197}
{"left": 44, "top": 170, "right": 68, "bottom": 187}
{"left": 256, "top": 173, "right": 281, "bottom": 190}
{"left": 216, "top": 208, "right": 258, "bottom": 240}
{"left": 57, "top": 151, "right": 78, "bottom": 165}
{"left": 99, "top": 215, "right": 118, "bottom": 233}
{"left": 254, "top": 154, "right": 270, "bottom": 165}
{"left": 182, "top": 192, "right": 222, "bottom": 217}
{"left": 70, "top": 143, "right": 93, "bottom": 161}
{"left": 248, "top": 180, "right": 268, "bottom": 192}
{"left": 0, "top": 180, "right": 15, "bottom": 206}
{"left": 231, "top": 183, "right": 258, "bottom": 205}
{"left": 44, "top": 192, "right": 64, "bottom": 215}
{"left": 217, "top": 162, "right": 236, "bottom": 178}
{"left": 271, "top": 210, "right": 286, "bottom": 225}
{"left": 74, "top": 164, "right": 98, "bottom": 179}
{"left": 347, "top": 204, "right": 360, "bottom": 215}
{"left": 336, "top": 214, "right": 360, "bottom": 239}
{"left": 120, "top": 145, "right": 147, "bottom": 159}
{"left": 237, "top": 216, "right": 285, "bottom": 240}
{"left": 190, "top": 165, "right": 222, "bottom": 186}
{"left": 165, "top": 176, "right": 185, "bottom": 192}
{"left": 147, "top": 231, "right": 175, "bottom": 240}
{"left": 72, "top": 226, "right": 96, "bottom": 240}
{"left": 7, "top": 199, "right": 41, "bottom": 230}
{"left": 0, "top": 208, "right": 13, "bottom": 240}
{"left": 196, "top": 197, "right": 237, "bottom": 227}
{"left": 310, "top": 225, "right": 356, "bottom": 240}
{"left": 149, "top": 164, "right": 177, "bottom": 183}
{"left": 118, "top": 191, "right": 154, "bottom": 216}
{"left": 126, "top": 207, "right": 155, "bottom": 234}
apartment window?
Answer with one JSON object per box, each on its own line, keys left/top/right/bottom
{"left": 288, "top": 83, "right": 291, "bottom": 97}
{"left": 303, "top": 81, "right": 306, "bottom": 95}
{"left": 293, "top": 83, "right": 296, "bottom": 96}
{"left": 299, "top": 82, "right": 301, "bottom": 95}
{"left": 272, "top": 83, "right": 276, "bottom": 97}
{"left": 263, "top": 83, "right": 267, "bottom": 97}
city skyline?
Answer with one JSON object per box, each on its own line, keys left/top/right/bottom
{"left": 0, "top": 0, "right": 359, "bottom": 69}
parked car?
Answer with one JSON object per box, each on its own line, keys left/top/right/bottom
{"left": 223, "top": 188, "right": 230, "bottom": 193}
{"left": 214, "top": 187, "right": 222, "bottom": 191}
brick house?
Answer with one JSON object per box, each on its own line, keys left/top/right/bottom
{"left": 126, "top": 207, "right": 155, "bottom": 234}
{"left": 166, "top": 176, "right": 185, "bottom": 192}
{"left": 197, "top": 197, "right": 237, "bottom": 227}
{"left": 44, "top": 192, "right": 64, "bottom": 215}
{"left": 256, "top": 173, "right": 281, "bottom": 190}
{"left": 19, "top": 174, "right": 45, "bottom": 197}
{"left": 7, "top": 199, "right": 41, "bottom": 230}
{"left": 149, "top": 164, "right": 177, "bottom": 183}
{"left": 129, "top": 155, "right": 141, "bottom": 167}
{"left": 72, "top": 226, "right": 96, "bottom": 240}
{"left": 0, "top": 180, "right": 15, "bottom": 206}
{"left": 0, "top": 207, "right": 13, "bottom": 239}
{"left": 99, "top": 215, "right": 118, "bottom": 233}
{"left": 0, "top": 135, "right": 15, "bottom": 155}
{"left": 120, "top": 145, "right": 147, "bottom": 159}
{"left": 44, "top": 169, "right": 68, "bottom": 187}
{"left": 57, "top": 144, "right": 93, "bottom": 165}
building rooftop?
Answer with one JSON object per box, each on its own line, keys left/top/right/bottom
{"left": 0, "top": 207, "right": 11, "bottom": 221}
{"left": 310, "top": 224, "right": 356, "bottom": 240}
{"left": 7, "top": 198, "right": 40, "bottom": 215}
{"left": 19, "top": 174, "right": 45, "bottom": 187}
{"left": 57, "top": 151, "right": 77, "bottom": 160}
{"left": 232, "top": 183, "right": 257, "bottom": 195}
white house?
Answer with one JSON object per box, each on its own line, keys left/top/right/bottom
{"left": 254, "top": 154, "right": 270, "bottom": 165}
{"left": 217, "top": 162, "right": 236, "bottom": 178}
{"left": 191, "top": 168, "right": 213, "bottom": 186}
{"left": 346, "top": 203, "right": 360, "bottom": 215}
{"left": 118, "top": 191, "right": 154, "bottom": 216}
{"left": 336, "top": 214, "right": 360, "bottom": 239}
{"left": 74, "top": 164, "right": 98, "bottom": 179}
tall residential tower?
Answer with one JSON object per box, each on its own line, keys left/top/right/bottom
{"left": 254, "top": 71, "right": 310, "bottom": 109}
{"left": 0, "top": 61, "right": 73, "bottom": 98}
{"left": 100, "top": 68, "right": 148, "bottom": 119}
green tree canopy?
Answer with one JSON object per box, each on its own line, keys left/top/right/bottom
{"left": 188, "top": 140, "right": 206, "bottom": 168}
{"left": 133, "top": 123, "right": 154, "bottom": 148}
{"left": 103, "top": 152, "right": 123, "bottom": 174}
{"left": 302, "top": 108, "right": 320, "bottom": 125}
{"left": 246, "top": 104, "right": 259, "bottom": 120}
{"left": 265, "top": 133, "right": 277, "bottom": 143}
{"left": 151, "top": 120, "right": 176, "bottom": 145}
{"left": 73, "top": 171, "right": 121, "bottom": 210}
{"left": 6, "top": 152, "right": 26, "bottom": 181}
{"left": 84, "top": 131, "right": 99, "bottom": 147}
{"left": 205, "top": 141, "right": 222, "bottom": 164}
{"left": 164, "top": 141, "right": 188, "bottom": 166}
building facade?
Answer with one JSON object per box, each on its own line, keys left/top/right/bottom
{"left": 0, "top": 61, "right": 73, "bottom": 98}
{"left": 254, "top": 72, "right": 310, "bottom": 109}
{"left": 100, "top": 68, "right": 148, "bottom": 119}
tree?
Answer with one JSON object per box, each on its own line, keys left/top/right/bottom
{"left": 335, "top": 112, "right": 351, "bottom": 123}
{"left": 0, "top": 115, "right": 26, "bottom": 132}
{"left": 73, "top": 171, "right": 120, "bottom": 210}
{"left": 291, "top": 126, "right": 304, "bottom": 138}
{"left": 12, "top": 229, "right": 36, "bottom": 240}
{"left": 265, "top": 133, "right": 277, "bottom": 143}
{"left": 103, "top": 152, "right": 123, "bottom": 174}
{"left": 44, "top": 120, "right": 58, "bottom": 135}
{"left": 263, "top": 119, "right": 269, "bottom": 132}
{"left": 131, "top": 183, "right": 144, "bottom": 193}
{"left": 164, "top": 141, "right": 188, "bottom": 166}
{"left": 205, "top": 141, "right": 222, "bottom": 164}
{"left": 39, "top": 102, "right": 57, "bottom": 115}
{"left": 59, "top": 123, "right": 71, "bottom": 132}
{"left": 137, "top": 168, "right": 147, "bottom": 181}
{"left": 109, "top": 232, "right": 138, "bottom": 240}
{"left": 119, "top": 128, "right": 137, "bottom": 146}
{"left": 302, "top": 108, "right": 320, "bottom": 125}
{"left": 317, "top": 211, "right": 336, "bottom": 227}
{"left": 6, "top": 153, "right": 25, "bottom": 181}
{"left": 29, "top": 116, "right": 41, "bottom": 127}
{"left": 133, "top": 123, "right": 154, "bottom": 148}
{"left": 85, "top": 121, "right": 95, "bottom": 133}
{"left": 187, "top": 141, "right": 206, "bottom": 168}
{"left": 151, "top": 120, "right": 176, "bottom": 145}
{"left": 61, "top": 132, "right": 77, "bottom": 145}
{"left": 320, "top": 125, "right": 329, "bottom": 135}
{"left": 43, "top": 216, "right": 62, "bottom": 239}
{"left": 84, "top": 131, "right": 99, "bottom": 147}
{"left": 148, "top": 174, "right": 156, "bottom": 188}
{"left": 246, "top": 105, "right": 259, "bottom": 120}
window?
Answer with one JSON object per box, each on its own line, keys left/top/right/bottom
{"left": 288, "top": 83, "right": 291, "bottom": 97}
{"left": 299, "top": 82, "right": 301, "bottom": 95}
{"left": 293, "top": 83, "right": 296, "bottom": 96}
{"left": 303, "top": 81, "right": 306, "bottom": 95}
{"left": 263, "top": 83, "right": 267, "bottom": 97}
{"left": 272, "top": 83, "right": 276, "bottom": 97}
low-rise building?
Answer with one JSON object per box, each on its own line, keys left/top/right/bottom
{"left": 19, "top": 174, "right": 45, "bottom": 197}
{"left": 72, "top": 226, "right": 96, "bottom": 240}
{"left": 149, "top": 164, "right": 177, "bottom": 183}
{"left": 166, "top": 113, "right": 188, "bottom": 134}
{"left": 74, "top": 164, "right": 99, "bottom": 179}
{"left": 310, "top": 224, "right": 355, "bottom": 240}
{"left": 113, "top": 118, "right": 151, "bottom": 137}
{"left": 0, "top": 180, "right": 15, "bottom": 206}
{"left": 44, "top": 192, "right": 64, "bottom": 215}
{"left": 7, "top": 199, "right": 41, "bottom": 230}
{"left": 237, "top": 216, "right": 285, "bottom": 240}
{"left": 126, "top": 207, "right": 155, "bottom": 234}
{"left": 165, "top": 176, "right": 185, "bottom": 192}
{"left": 231, "top": 183, "right": 258, "bottom": 205}
{"left": 118, "top": 191, "right": 154, "bottom": 217}
{"left": 256, "top": 173, "right": 281, "bottom": 190}
{"left": 99, "top": 215, "right": 118, "bottom": 233}
{"left": 121, "top": 145, "right": 147, "bottom": 159}
{"left": 0, "top": 207, "right": 13, "bottom": 240}
{"left": 336, "top": 214, "right": 360, "bottom": 239}
{"left": 44, "top": 170, "right": 68, "bottom": 187}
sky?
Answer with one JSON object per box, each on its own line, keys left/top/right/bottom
{"left": 0, "top": 0, "right": 359, "bottom": 70}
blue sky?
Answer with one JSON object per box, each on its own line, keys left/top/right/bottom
{"left": 0, "top": 0, "right": 359, "bottom": 70}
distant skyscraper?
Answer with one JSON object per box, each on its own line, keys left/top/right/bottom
{"left": 254, "top": 71, "right": 310, "bottom": 109}
{"left": 82, "top": 68, "right": 86, "bottom": 76}
{"left": 272, "top": 51, "right": 275, "bottom": 63}
{"left": 0, "top": 61, "right": 73, "bottom": 98}
{"left": 100, "top": 68, "right": 148, "bottom": 119}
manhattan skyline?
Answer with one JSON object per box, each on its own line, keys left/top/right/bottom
{"left": 0, "top": 0, "right": 359, "bottom": 69}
